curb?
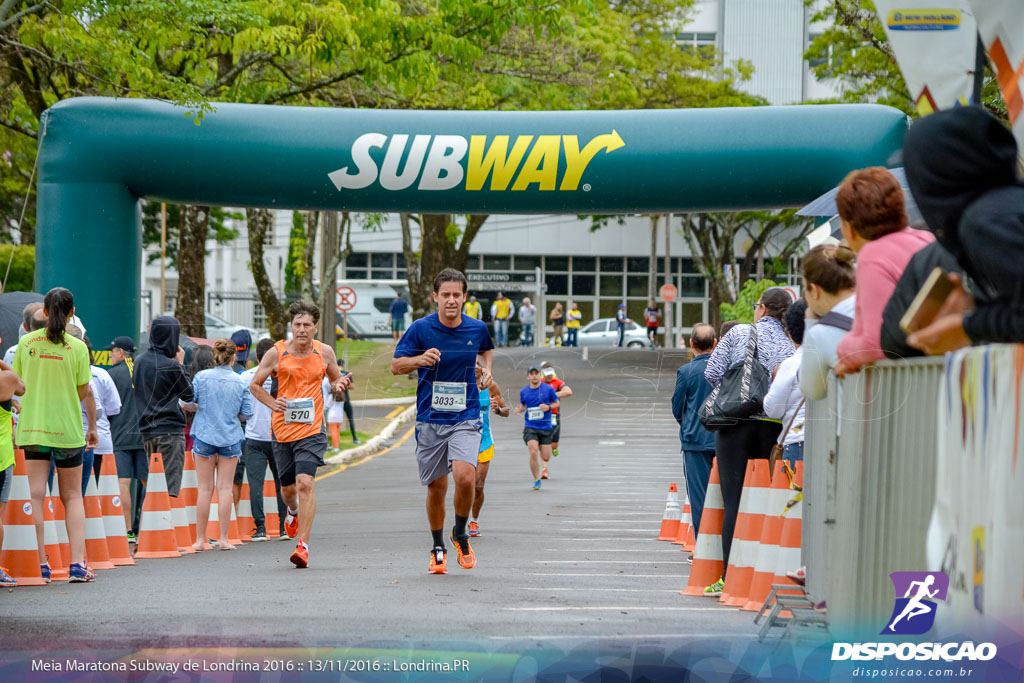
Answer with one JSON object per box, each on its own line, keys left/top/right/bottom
{"left": 350, "top": 397, "right": 416, "bottom": 407}
{"left": 325, "top": 405, "right": 416, "bottom": 465}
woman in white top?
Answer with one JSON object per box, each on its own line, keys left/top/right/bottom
{"left": 322, "top": 376, "right": 348, "bottom": 451}
{"left": 764, "top": 301, "right": 808, "bottom": 462}
{"left": 799, "top": 245, "right": 858, "bottom": 401}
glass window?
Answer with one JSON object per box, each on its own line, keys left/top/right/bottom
{"left": 600, "top": 274, "right": 623, "bottom": 296}
{"left": 599, "top": 299, "right": 621, "bottom": 319}
{"left": 372, "top": 253, "right": 393, "bottom": 269}
{"left": 679, "top": 276, "right": 705, "bottom": 297}
{"left": 546, "top": 274, "right": 568, "bottom": 296}
{"left": 396, "top": 269, "right": 407, "bottom": 280}
{"left": 679, "top": 257, "right": 696, "bottom": 275}
{"left": 572, "top": 256, "right": 596, "bottom": 272}
{"left": 627, "top": 275, "right": 649, "bottom": 297}
{"left": 681, "top": 302, "right": 705, "bottom": 329}
{"left": 598, "top": 256, "right": 623, "bottom": 272}
{"left": 626, "top": 300, "right": 646, "bottom": 324}
{"left": 465, "top": 254, "right": 482, "bottom": 270}
{"left": 514, "top": 255, "right": 540, "bottom": 271}
{"left": 371, "top": 269, "right": 393, "bottom": 280}
{"left": 346, "top": 269, "right": 368, "bottom": 279}
{"left": 483, "top": 255, "right": 511, "bottom": 270}
{"left": 373, "top": 297, "right": 393, "bottom": 313}
{"left": 582, "top": 320, "right": 608, "bottom": 334}
{"left": 627, "top": 257, "right": 649, "bottom": 273}
{"left": 546, "top": 256, "right": 569, "bottom": 271}
{"left": 572, "top": 274, "right": 595, "bottom": 296}
{"left": 346, "top": 253, "right": 368, "bottom": 269}
{"left": 572, "top": 301, "right": 594, "bottom": 326}
{"left": 396, "top": 252, "right": 406, "bottom": 268}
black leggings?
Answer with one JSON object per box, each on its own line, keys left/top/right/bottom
{"left": 342, "top": 390, "right": 357, "bottom": 439}
{"left": 715, "top": 419, "right": 782, "bottom": 577}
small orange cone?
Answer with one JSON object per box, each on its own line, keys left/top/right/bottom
{"left": 0, "top": 449, "right": 47, "bottom": 585}
{"left": 83, "top": 474, "right": 115, "bottom": 570}
{"left": 170, "top": 495, "right": 195, "bottom": 554}
{"left": 181, "top": 451, "right": 199, "bottom": 542}
{"left": 721, "top": 459, "right": 771, "bottom": 607}
{"left": 774, "top": 461, "right": 804, "bottom": 588}
{"left": 50, "top": 477, "right": 71, "bottom": 578}
{"left": 681, "top": 458, "right": 724, "bottom": 596}
{"left": 655, "top": 483, "right": 682, "bottom": 541}
{"left": 43, "top": 494, "right": 68, "bottom": 581}
{"left": 236, "top": 470, "right": 254, "bottom": 541}
{"left": 743, "top": 459, "right": 792, "bottom": 611}
{"left": 263, "top": 467, "right": 281, "bottom": 538}
{"left": 97, "top": 455, "right": 135, "bottom": 566}
{"left": 673, "top": 487, "right": 696, "bottom": 551}
{"left": 134, "top": 453, "right": 181, "bottom": 559}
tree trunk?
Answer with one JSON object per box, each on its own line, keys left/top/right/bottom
{"left": 175, "top": 205, "right": 208, "bottom": 338}
{"left": 400, "top": 214, "right": 431, "bottom": 319}
{"left": 301, "top": 210, "right": 318, "bottom": 304}
{"left": 401, "top": 214, "right": 489, "bottom": 320}
{"left": 317, "top": 211, "right": 338, "bottom": 345}
{"left": 247, "top": 208, "right": 288, "bottom": 340}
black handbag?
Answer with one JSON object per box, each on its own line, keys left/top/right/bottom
{"left": 699, "top": 324, "right": 772, "bottom": 431}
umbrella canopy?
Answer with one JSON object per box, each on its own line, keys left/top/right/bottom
{"left": 797, "top": 167, "right": 923, "bottom": 226}
{"left": 0, "top": 291, "right": 44, "bottom": 357}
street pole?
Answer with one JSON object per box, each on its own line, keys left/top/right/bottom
{"left": 343, "top": 310, "right": 349, "bottom": 367}
{"left": 664, "top": 213, "right": 672, "bottom": 349}
{"left": 535, "top": 266, "right": 544, "bottom": 348}
{"left": 160, "top": 203, "right": 167, "bottom": 314}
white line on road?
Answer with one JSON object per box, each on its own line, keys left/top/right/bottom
{"left": 535, "top": 560, "right": 689, "bottom": 564}
{"left": 525, "top": 573, "right": 683, "bottom": 577}
{"left": 503, "top": 607, "right": 723, "bottom": 612}
{"left": 597, "top": 441, "right": 626, "bottom": 445}
{"left": 559, "top": 529, "right": 654, "bottom": 532}
{"left": 543, "top": 549, "right": 680, "bottom": 553}
{"left": 512, "top": 587, "right": 680, "bottom": 593}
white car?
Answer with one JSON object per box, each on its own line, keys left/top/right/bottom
{"left": 160, "top": 311, "right": 264, "bottom": 342}
{"left": 576, "top": 318, "right": 654, "bottom": 348}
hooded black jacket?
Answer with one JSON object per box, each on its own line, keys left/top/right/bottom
{"left": 133, "top": 316, "right": 194, "bottom": 439}
{"left": 903, "top": 107, "right": 1024, "bottom": 344}
{"left": 107, "top": 358, "right": 143, "bottom": 450}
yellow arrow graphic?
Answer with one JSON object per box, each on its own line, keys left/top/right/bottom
{"left": 560, "top": 130, "right": 626, "bottom": 191}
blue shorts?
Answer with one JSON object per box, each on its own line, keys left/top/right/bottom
{"left": 192, "top": 437, "right": 242, "bottom": 458}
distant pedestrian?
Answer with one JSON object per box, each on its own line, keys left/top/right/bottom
{"left": 491, "top": 292, "right": 513, "bottom": 347}
{"left": 106, "top": 335, "right": 146, "bottom": 539}
{"left": 2, "top": 301, "right": 43, "bottom": 367}
{"left": 644, "top": 300, "right": 662, "bottom": 345}
{"left": 516, "top": 365, "right": 558, "bottom": 490}
{"left": 389, "top": 292, "right": 409, "bottom": 342}
{"left": 337, "top": 359, "right": 359, "bottom": 444}
{"left": 615, "top": 304, "right": 631, "bottom": 347}
{"left": 549, "top": 303, "right": 565, "bottom": 347}
{"left": 764, "top": 300, "right": 808, "bottom": 463}
{"left": 671, "top": 323, "right": 717, "bottom": 552}
{"left": 565, "top": 302, "right": 582, "bottom": 347}
{"left": 463, "top": 295, "right": 482, "bottom": 321}
{"left": 230, "top": 330, "right": 252, "bottom": 372}
{"left": 517, "top": 298, "right": 536, "bottom": 346}
{"left": 183, "top": 339, "right": 253, "bottom": 551}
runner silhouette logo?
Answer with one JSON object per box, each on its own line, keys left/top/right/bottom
{"left": 883, "top": 571, "right": 949, "bottom": 635}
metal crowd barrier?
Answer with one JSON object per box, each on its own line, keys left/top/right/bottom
{"left": 802, "top": 357, "right": 946, "bottom": 639}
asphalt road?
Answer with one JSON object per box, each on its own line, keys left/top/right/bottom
{"left": 1, "top": 347, "right": 773, "bottom": 677}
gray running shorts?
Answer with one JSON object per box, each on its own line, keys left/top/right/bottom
{"left": 415, "top": 420, "right": 482, "bottom": 486}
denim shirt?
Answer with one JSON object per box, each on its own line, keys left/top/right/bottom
{"left": 188, "top": 365, "right": 253, "bottom": 447}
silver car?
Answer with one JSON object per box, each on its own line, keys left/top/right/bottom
{"left": 576, "top": 318, "right": 654, "bottom": 348}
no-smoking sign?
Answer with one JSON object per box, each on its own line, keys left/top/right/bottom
{"left": 336, "top": 286, "right": 357, "bottom": 312}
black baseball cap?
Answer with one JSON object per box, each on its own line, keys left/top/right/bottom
{"left": 528, "top": 364, "right": 541, "bottom": 373}
{"left": 107, "top": 336, "right": 136, "bottom": 353}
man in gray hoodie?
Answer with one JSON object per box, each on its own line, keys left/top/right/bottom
{"left": 133, "top": 316, "right": 194, "bottom": 496}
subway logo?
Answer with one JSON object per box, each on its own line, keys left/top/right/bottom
{"left": 328, "top": 131, "right": 625, "bottom": 192}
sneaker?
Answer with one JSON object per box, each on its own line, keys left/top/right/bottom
{"left": 533, "top": 480, "right": 542, "bottom": 490}
{"left": 0, "top": 566, "right": 16, "bottom": 586}
{"left": 284, "top": 508, "right": 299, "bottom": 538}
{"left": 251, "top": 526, "right": 268, "bottom": 542}
{"left": 290, "top": 542, "right": 309, "bottom": 568}
{"left": 40, "top": 563, "right": 51, "bottom": 584}
{"left": 352, "top": 438, "right": 362, "bottom": 445}
{"left": 786, "top": 566, "right": 806, "bottom": 586}
{"left": 541, "top": 467, "right": 549, "bottom": 480}
{"left": 687, "top": 552, "right": 694, "bottom": 565}
{"left": 279, "top": 530, "right": 291, "bottom": 541}
{"left": 449, "top": 529, "right": 475, "bottom": 569}
{"left": 126, "top": 532, "right": 137, "bottom": 544}
{"left": 68, "top": 563, "right": 95, "bottom": 583}
{"left": 468, "top": 521, "right": 480, "bottom": 537}
{"left": 703, "top": 577, "right": 725, "bottom": 597}
{"left": 552, "top": 448, "right": 559, "bottom": 457}
{"left": 428, "top": 546, "right": 447, "bottom": 574}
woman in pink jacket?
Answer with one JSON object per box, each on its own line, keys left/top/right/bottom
{"left": 834, "top": 167, "right": 934, "bottom": 376}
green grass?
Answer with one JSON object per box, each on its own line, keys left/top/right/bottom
{"left": 328, "top": 430, "right": 374, "bottom": 451}
{"left": 336, "top": 339, "right": 417, "bottom": 401}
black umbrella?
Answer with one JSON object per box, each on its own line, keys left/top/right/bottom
{"left": 0, "top": 291, "right": 44, "bottom": 357}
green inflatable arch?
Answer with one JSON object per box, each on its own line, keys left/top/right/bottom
{"left": 36, "top": 97, "right": 907, "bottom": 343}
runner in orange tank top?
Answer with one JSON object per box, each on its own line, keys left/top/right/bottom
{"left": 250, "top": 301, "right": 351, "bottom": 568}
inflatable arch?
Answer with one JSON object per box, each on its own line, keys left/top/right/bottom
{"left": 36, "top": 97, "right": 907, "bottom": 343}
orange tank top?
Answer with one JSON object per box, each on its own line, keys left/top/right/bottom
{"left": 271, "top": 339, "right": 326, "bottom": 443}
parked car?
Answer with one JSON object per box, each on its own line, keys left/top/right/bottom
{"left": 159, "top": 311, "right": 265, "bottom": 342}
{"left": 576, "top": 318, "right": 654, "bottom": 348}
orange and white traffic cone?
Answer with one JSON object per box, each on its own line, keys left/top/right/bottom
{"left": 774, "top": 461, "right": 804, "bottom": 591}
{"left": 97, "top": 455, "right": 135, "bottom": 566}
{"left": 236, "top": 470, "right": 254, "bottom": 542}
{"left": 656, "top": 483, "right": 682, "bottom": 541}
{"left": 181, "top": 451, "right": 199, "bottom": 542}
{"left": 43, "top": 494, "right": 68, "bottom": 581}
{"left": 134, "top": 453, "right": 181, "bottom": 559}
{"left": 170, "top": 495, "right": 195, "bottom": 554}
{"left": 721, "top": 459, "right": 771, "bottom": 607}
{"left": 50, "top": 477, "right": 71, "bottom": 578}
{"left": 673, "top": 487, "right": 696, "bottom": 551}
{"left": 83, "top": 474, "right": 115, "bottom": 570}
{"left": 681, "top": 458, "right": 724, "bottom": 596}
{"left": 0, "top": 449, "right": 47, "bottom": 585}
{"left": 743, "top": 459, "right": 792, "bottom": 611}
{"left": 263, "top": 467, "right": 281, "bottom": 538}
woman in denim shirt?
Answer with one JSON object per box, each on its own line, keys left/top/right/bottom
{"left": 182, "top": 339, "right": 253, "bottom": 550}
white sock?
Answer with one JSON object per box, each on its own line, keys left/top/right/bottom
{"left": 288, "top": 506, "right": 298, "bottom": 517}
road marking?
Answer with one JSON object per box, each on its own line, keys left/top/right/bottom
{"left": 543, "top": 549, "right": 680, "bottom": 553}
{"left": 503, "top": 607, "right": 723, "bottom": 612}
{"left": 315, "top": 426, "right": 415, "bottom": 482}
{"left": 559, "top": 529, "right": 652, "bottom": 532}
{"left": 536, "top": 560, "right": 689, "bottom": 564}
{"left": 512, "top": 586, "right": 680, "bottom": 593}
{"left": 384, "top": 405, "right": 405, "bottom": 419}
{"left": 597, "top": 441, "right": 626, "bottom": 445}
{"left": 526, "top": 572, "right": 683, "bottom": 577}
{"left": 563, "top": 537, "right": 660, "bottom": 542}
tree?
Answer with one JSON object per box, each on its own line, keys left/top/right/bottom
{"left": 246, "top": 207, "right": 287, "bottom": 339}
{"left": 140, "top": 202, "right": 239, "bottom": 268}
{"left": 176, "top": 205, "right": 210, "bottom": 337}
{"left": 719, "top": 278, "right": 781, "bottom": 324}
{"left": 400, "top": 214, "right": 488, "bottom": 318}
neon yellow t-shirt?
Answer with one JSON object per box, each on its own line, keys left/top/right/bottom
{"left": 494, "top": 299, "right": 511, "bottom": 319}
{"left": 12, "top": 329, "right": 91, "bottom": 448}
{"left": 464, "top": 301, "right": 481, "bottom": 319}
{"left": 0, "top": 401, "right": 12, "bottom": 472}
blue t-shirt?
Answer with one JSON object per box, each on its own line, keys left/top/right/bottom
{"left": 389, "top": 298, "right": 409, "bottom": 317}
{"left": 519, "top": 383, "right": 558, "bottom": 430}
{"left": 394, "top": 313, "right": 494, "bottom": 424}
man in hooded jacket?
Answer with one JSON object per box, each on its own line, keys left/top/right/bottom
{"left": 902, "top": 107, "right": 1024, "bottom": 353}
{"left": 133, "top": 316, "right": 194, "bottom": 497}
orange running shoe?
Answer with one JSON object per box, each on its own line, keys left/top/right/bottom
{"left": 284, "top": 508, "right": 299, "bottom": 538}
{"left": 290, "top": 542, "right": 309, "bottom": 568}
{"left": 541, "top": 467, "right": 549, "bottom": 480}
{"left": 450, "top": 529, "right": 476, "bottom": 569}
{"left": 428, "top": 546, "right": 447, "bottom": 574}
{"left": 468, "top": 521, "right": 480, "bottom": 537}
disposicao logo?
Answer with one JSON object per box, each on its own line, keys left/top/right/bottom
{"left": 328, "top": 131, "right": 625, "bottom": 193}
{"left": 831, "top": 570, "right": 997, "bottom": 662}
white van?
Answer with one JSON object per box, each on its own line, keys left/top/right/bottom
{"left": 334, "top": 279, "right": 412, "bottom": 339}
